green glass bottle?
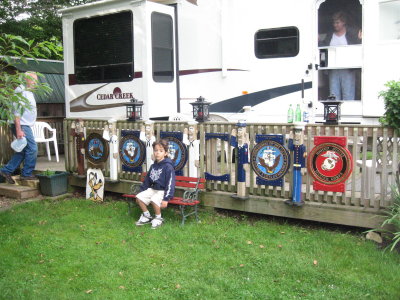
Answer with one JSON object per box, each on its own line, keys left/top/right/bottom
{"left": 287, "top": 104, "right": 294, "bottom": 123}
{"left": 295, "top": 104, "right": 302, "bottom": 122}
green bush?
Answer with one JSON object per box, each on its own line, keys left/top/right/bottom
{"left": 371, "top": 164, "right": 400, "bottom": 251}
{"left": 379, "top": 80, "right": 400, "bottom": 133}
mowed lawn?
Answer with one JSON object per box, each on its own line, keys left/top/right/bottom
{"left": 0, "top": 198, "right": 399, "bottom": 299}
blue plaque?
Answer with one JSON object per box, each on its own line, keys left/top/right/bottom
{"left": 85, "top": 132, "right": 109, "bottom": 165}
{"left": 250, "top": 137, "right": 290, "bottom": 186}
{"left": 119, "top": 133, "right": 145, "bottom": 170}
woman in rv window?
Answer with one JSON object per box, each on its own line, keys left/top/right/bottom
{"left": 320, "top": 11, "right": 362, "bottom": 100}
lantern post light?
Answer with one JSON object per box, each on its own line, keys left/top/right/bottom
{"left": 190, "top": 96, "right": 211, "bottom": 122}
{"left": 321, "top": 95, "right": 343, "bottom": 125}
{"left": 126, "top": 98, "right": 144, "bottom": 121}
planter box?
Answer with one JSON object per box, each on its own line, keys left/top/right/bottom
{"left": 36, "top": 171, "right": 68, "bottom": 196}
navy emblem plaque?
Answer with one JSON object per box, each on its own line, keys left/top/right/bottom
{"left": 85, "top": 132, "right": 109, "bottom": 165}
{"left": 251, "top": 137, "right": 290, "bottom": 186}
{"left": 119, "top": 133, "right": 145, "bottom": 169}
{"left": 163, "top": 136, "right": 187, "bottom": 172}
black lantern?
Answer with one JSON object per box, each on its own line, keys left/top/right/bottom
{"left": 321, "top": 95, "right": 343, "bottom": 125}
{"left": 190, "top": 96, "right": 211, "bottom": 122}
{"left": 126, "top": 98, "right": 143, "bottom": 121}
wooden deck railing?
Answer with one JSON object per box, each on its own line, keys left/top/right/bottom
{"left": 1, "top": 118, "right": 396, "bottom": 227}
{"left": 0, "top": 123, "right": 14, "bottom": 165}
{"left": 63, "top": 119, "right": 399, "bottom": 211}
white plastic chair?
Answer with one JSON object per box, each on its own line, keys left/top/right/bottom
{"left": 31, "top": 121, "right": 59, "bottom": 162}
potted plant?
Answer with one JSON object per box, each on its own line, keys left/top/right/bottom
{"left": 36, "top": 170, "right": 69, "bottom": 196}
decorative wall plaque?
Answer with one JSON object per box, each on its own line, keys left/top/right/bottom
{"left": 251, "top": 135, "right": 290, "bottom": 187}
{"left": 85, "top": 132, "right": 109, "bottom": 165}
{"left": 119, "top": 130, "right": 145, "bottom": 172}
{"left": 308, "top": 136, "right": 353, "bottom": 193}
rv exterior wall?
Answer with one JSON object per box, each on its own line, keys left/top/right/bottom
{"left": 177, "top": 0, "right": 314, "bottom": 123}
{"left": 62, "top": 1, "right": 177, "bottom": 121}
{"left": 62, "top": 0, "right": 400, "bottom": 124}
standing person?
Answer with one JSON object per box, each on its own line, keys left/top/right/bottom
{"left": 135, "top": 139, "right": 175, "bottom": 229}
{"left": 0, "top": 72, "right": 38, "bottom": 184}
{"left": 321, "top": 11, "right": 362, "bottom": 100}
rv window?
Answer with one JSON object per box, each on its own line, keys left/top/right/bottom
{"left": 151, "top": 12, "right": 174, "bottom": 82}
{"left": 73, "top": 11, "right": 134, "bottom": 84}
{"left": 254, "top": 27, "right": 299, "bottom": 59}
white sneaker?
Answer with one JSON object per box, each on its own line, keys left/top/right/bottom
{"left": 151, "top": 217, "right": 164, "bottom": 229}
{"left": 135, "top": 214, "right": 152, "bottom": 226}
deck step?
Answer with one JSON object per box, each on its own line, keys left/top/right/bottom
{"left": 17, "top": 178, "right": 40, "bottom": 189}
{"left": 0, "top": 183, "right": 40, "bottom": 199}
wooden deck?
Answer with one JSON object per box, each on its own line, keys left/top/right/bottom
{"left": 2, "top": 119, "right": 398, "bottom": 228}
{"left": 63, "top": 119, "right": 399, "bottom": 228}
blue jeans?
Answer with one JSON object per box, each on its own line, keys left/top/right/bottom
{"left": 1, "top": 125, "right": 37, "bottom": 176}
{"left": 329, "top": 69, "right": 355, "bottom": 100}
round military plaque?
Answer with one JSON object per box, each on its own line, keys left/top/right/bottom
{"left": 85, "top": 133, "right": 109, "bottom": 164}
{"left": 164, "top": 136, "right": 187, "bottom": 171}
{"left": 250, "top": 140, "right": 290, "bottom": 181}
{"left": 119, "top": 134, "right": 145, "bottom": 168}
{"left": 307, "top": 142, "right": 353, "bottom": 185}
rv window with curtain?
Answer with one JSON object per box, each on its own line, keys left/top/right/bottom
{"left": 73, "top": 11, "right": 134, "bottom": 84}
{"left": 151, "top": 12, "right": 174, "bottom": 82}
{"left": 255, "top": 27, "right": 299, "bottom": 58}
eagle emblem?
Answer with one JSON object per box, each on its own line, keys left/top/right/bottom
{"left": 258, "top": 147, "right": 281, "bottom": 173}
{"left": 321, "top": 151, "right": 339, "bottom": 171}
{"left": 124, "top": 142, "right": 138, "bottom": 163}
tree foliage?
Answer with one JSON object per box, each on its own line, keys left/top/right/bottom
{"left": 0, "top": 33, "right": 62, "bottom": 123}
{"left": 0, "top": 0, "right": 96, "bottom": 58}
{"left": 379, "top": 80, "right": 400, "bottom": 133}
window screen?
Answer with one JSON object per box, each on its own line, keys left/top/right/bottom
{"left": 74, "top": 11, "right": 134, "bottom": 84}
{"left": 255, "top": 27, "right": 299, "bottom": 59}
{"left": 151, "top": 12, "right": 174, "bottom": 82}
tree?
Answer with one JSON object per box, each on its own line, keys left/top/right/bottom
{"left": 379, "top": 80, "right": 400, "bottom": 134}
{"left": 0, "top": 0, "right": 96, "bottom": 55}
{"left": 0, "top": 33, "right": 62, "bottom": 124}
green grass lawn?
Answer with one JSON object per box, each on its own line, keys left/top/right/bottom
{"left": 0, "top": 198, "right": 399, "bottom": 299}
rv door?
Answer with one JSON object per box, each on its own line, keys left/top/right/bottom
{"left": 315, "top": 0, "right": 363, "bottom": 123}
{"left": 142, "top": 2, "right": 177, "bottom": 120}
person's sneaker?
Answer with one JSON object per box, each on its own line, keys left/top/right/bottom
{"left": 20, "top": 175, "right": 38, "bottom": 181}
{"left": 135, "top": 214, "right": 153, "bottom": 226}
{"left": 0, "top": 170, "right": 15, "bottom": 184}
{"left": 151, "top": 217, "right": 164, "bottom": 229}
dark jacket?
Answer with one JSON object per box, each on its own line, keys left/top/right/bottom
{"left": 320, "top": 28, "right": 361, "bottom": 47}
{"left": 140, "top": 157, "right": 176, "bottom": 201}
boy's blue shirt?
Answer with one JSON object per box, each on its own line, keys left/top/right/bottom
{"left": 140, "top": 157, "right": 176, "bottom": 201}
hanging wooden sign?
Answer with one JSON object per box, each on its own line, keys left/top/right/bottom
{"left": 160, "top": 132, "right": 188, "bottom": 176}
{"left": 119, "top": 131, "right": 146, "bottom": 173}
{"left": 250, "top": 135, "right": 290, "bottom": 187}
{"left": 86, "top": 168, "right": 105, "bottom": 202}
{"left": 307, "top": 136, "right": 353, "bottom": 193}
{"left": 85, "top": 132, "right": 109, "bottom": 167}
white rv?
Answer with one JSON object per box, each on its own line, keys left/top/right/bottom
{"left": 61, "top": 0, "right": 400, "bottom": 124}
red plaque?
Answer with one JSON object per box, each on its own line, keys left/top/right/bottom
{"left": 308, "top": 137, "right": 353, "bottom": 193}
